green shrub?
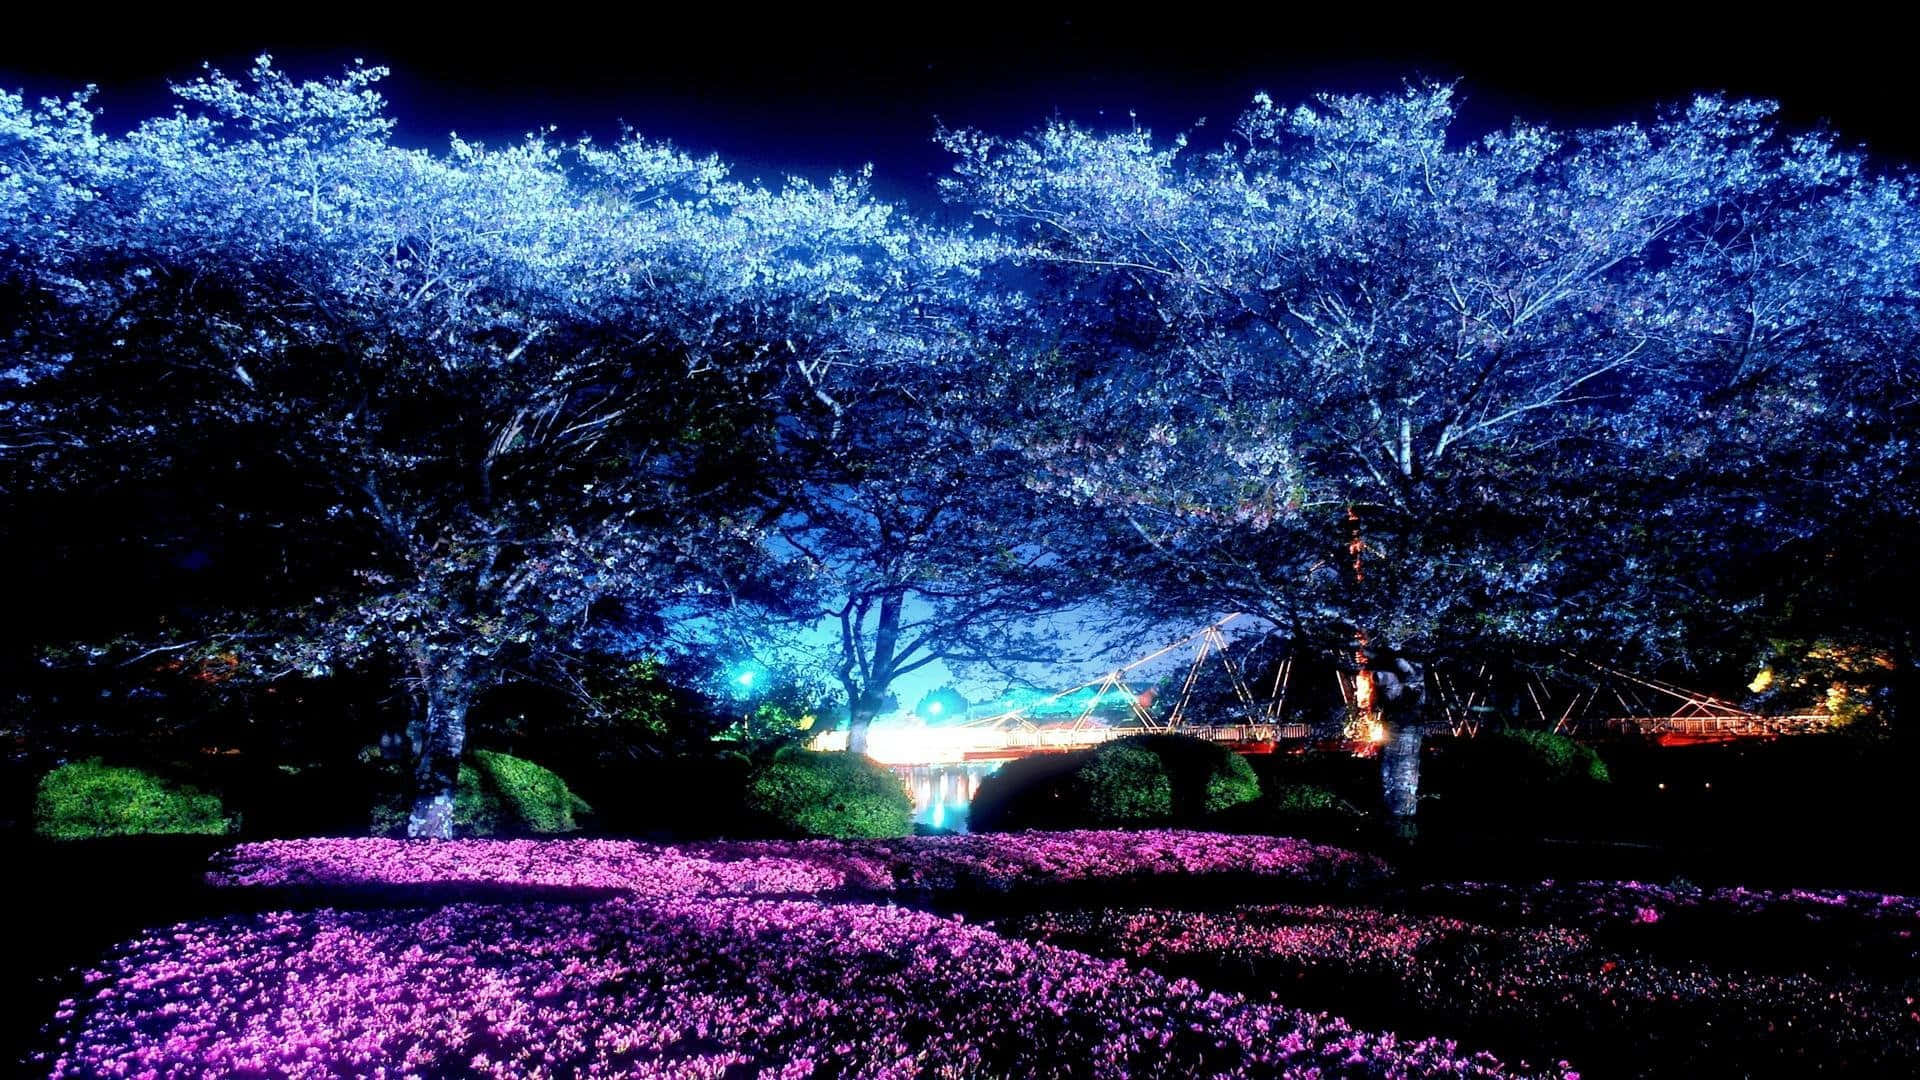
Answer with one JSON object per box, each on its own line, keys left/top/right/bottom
{"left": 372, "top": 762, "right": 494, "bottom": 837}
{"left": 1265, "top": 782, "right": 1360, "bottom": 818}
{"left": 452, "top": 761, "right": 508, "bottom": 833}
{"left": 1496, "top": 730, "right": 1612, "bottom": 784}
{"left": 34, "top": 759, "right": 231, "bottom": 840}
{"left": 1435, "top": 730, "right": 1611, "bottom": 807}
{"left": 371, "top": 753, "right": 589, "bottom": 837}
{"left": 472, "top": 750, "right": 592, "bottom": 833}
{"left": 1114, "top": 734, "right": 1262, "bottom": 817}
{"left": 969, "top": 734, "right": 1260, "bottom": 832}
{"left": 1073, "top": 744, "right": 1175, "bottom": 824}
{"left": 967, "top": 753, "right": 1084, "bottom": 832}
{"left": 744, "top": 749, "right": 911, "bottom": 838}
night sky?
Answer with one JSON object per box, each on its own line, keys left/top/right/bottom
{"left": 3, "top": 13, "right": 1913, "bottom": 209}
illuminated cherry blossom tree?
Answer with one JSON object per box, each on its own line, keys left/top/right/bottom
{"left": 0, "top": 58, "right": 949, "bottom": 835}
{"left": 945, "top": 85, "right": 1918, "bottom": 822}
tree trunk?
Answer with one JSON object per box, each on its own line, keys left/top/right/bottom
{"left": 407, "top": 650, "right": 475, "bottom": 839}
{"left": 846, "top": 695, "right": 883, "bottom": 756}
{"left": 1379, "top": 721, "right": 1423, "bottom": 819}
{"left": 1370, "top": 652, "right": 1428, "bottom": 831}
{"left": 843, "top": 592, "right": 904, "bottom": 758}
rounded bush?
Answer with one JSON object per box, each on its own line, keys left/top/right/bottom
{"left": 1435, "top": 731, "right": 1612, "bottom": 809}
{"left": 473, "top": 750, "right": 593, "bottom": 833}
{"left": 744, "top": 749, "right": 911, "bottom": 838}
{"left": 1074, "top": 744, "right": 1175, "bottom": 824}
{"left": 970, "top": 734, "right": 1260, "bottom": 832}
{"left": 968, "top": 753, "right": 1085, "bottom": 832}
{"left": 593, "top": 752, "right": 758, "bottom": 838}
{"left": 1264, "top": 782, "right": 1360, "bottom": 818}
{"left": 372, "top": 753, "right": 591, "bottom": 837}
{"left": 1114, "top": 734, "right": 1262, "bottom": 817}
{"left": 34, "top": 759, "right": 231, "bottom": 840}
{"left": 1493, "top": 730, "right": 1612, "bottom": 785}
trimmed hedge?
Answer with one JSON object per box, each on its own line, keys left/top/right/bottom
{"left": 34, "top": 759, "right": 231, "bottom": 840}
{"left": 1074, "top": 744, "right": 1174, "bottom": 824}
{"left": 1118, "top": 734, "right": 1262, "bottom": 818}
{"left": 744, "top": 749, "right": 912, "bottom": 838}
{"left": 970, "top": 733, "right": 1262, "bottom": 832}
{"left": 1428, "top": 730, "right": 1612, "bottom": 815}
{"left": 1491, "top": 730, "right": 1612, "bottom": 785}
{"left": 1264, "top": 782, "right": 1360, "bottom": 818}
{"left": 372, "top": 752, "right": 590, "bottom": 837}
{"left": 965, "top": 753, "right": 1085, "bottom": 832}
{"left": 473, "top": 750, "right": 593, "bottom": 833}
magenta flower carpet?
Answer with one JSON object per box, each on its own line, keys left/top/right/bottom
{"left": 41, "top": 831, "right": 1569, "bottom": 1078}
{"left": 42, "top": 830, "right": 1920, "bottom": 1077}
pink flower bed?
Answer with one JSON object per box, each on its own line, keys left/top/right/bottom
{"left": 208, "top": 836, "right": 876, "bottom": 899}
{"left": 1421, "top": 879, "right": 1920, "bottom": 960}
{"left": 1003, "top": 904, "right": 1557, "bottom": 974}
{"left": 44, "top": 896, "right": 1554, "bottom": 1079}
{"left": 1000, "top": 902, "right": 1920, "bottom": 1076}
{"left": 709, "top": 829, "right": 1392, "bottom": 894}
{"left": 208, "top": 830, "right": 1389, "bottom": 899}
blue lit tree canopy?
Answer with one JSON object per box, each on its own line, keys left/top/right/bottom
{"left": 4, "top": 65, "right": 1914, "bottom": 827}
{"left": 941, "top": 85, "right": 1920, "bottom": 817}
{"left": 0, "top": 59, "right": 968, "bottom": 835}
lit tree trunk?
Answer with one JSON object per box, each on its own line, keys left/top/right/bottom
{"left": 1379, "top": 719, "right": 1422, "bottom": 817}
{"left": 843, "top": 592, "right": 904, "bottom": 757}
{"left": 846, "top": 692, "right": 885, "bottom": 756}
{"left": 1372, "top": 653, "right": 1427, "bottom": 832}
{"left": 408, "top": 647, "right": 475, "bottom": 839}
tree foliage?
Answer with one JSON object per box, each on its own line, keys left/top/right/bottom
{"left": 773, "top": 321, "right": 1107, "bottom": 751}
{"left": 1, "top": 58, "right": 962, "bottom": 833}
{"left": 941, "top": 85, "right": 1919, "bottom": 812}
{"left": 969, "top": 733, "right": 1259, "bottom": 831}
{"left": 5, "top": 65, "right": 1915, "bottom": 834}
{"left": 945, "top": 86, "right": 1911, "bottom": 657}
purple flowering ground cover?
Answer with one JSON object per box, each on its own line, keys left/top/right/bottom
{"left": 44, "top": 896, "right": 1537, "bottom": 1078}
{"left": 1417, "top": 879, "right": 1920, "bottom": 970}
{"left": 43, "top": 831, "right": 1569, "bottom": 1078}
{"left": 44, "top": 829, "right": 1920, "bottom": 1077}
{"left": 998, "top": 901, "right": 1920, "bottom": 1076}
{"left": 205, "top": 829, "right": 1393, "bottom": 899}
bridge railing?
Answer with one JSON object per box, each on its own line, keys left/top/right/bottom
{"left": 1600, "top": 713, "right": 1836, "bottom": 737}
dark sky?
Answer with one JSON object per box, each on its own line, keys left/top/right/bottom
{"left": 3, "top": 13, "right": 1911, "bottom": 205}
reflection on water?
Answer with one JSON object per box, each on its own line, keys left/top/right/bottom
{"left": 897, "top": 762, "right": 1003, "bottom": 833}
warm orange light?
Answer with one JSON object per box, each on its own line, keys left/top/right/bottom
{"left": 1367, "top": 721, "right": 1387, "bottom": 743}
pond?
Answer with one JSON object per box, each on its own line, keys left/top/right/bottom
{"left": 897, "top": 762, "right": 1003, "bottom": 832}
